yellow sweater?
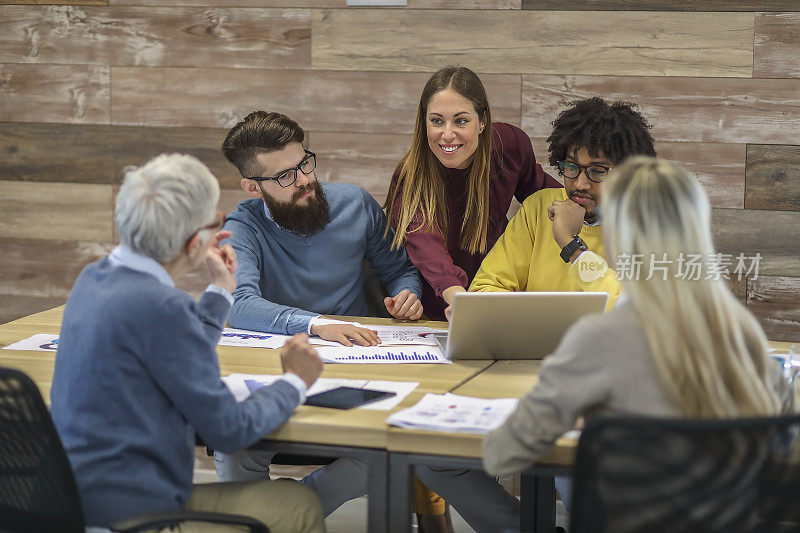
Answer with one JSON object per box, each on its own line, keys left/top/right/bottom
{"left": 469, "top": 188, "right": 620, "bottom": 309}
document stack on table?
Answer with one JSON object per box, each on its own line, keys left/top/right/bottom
{"left": 387, "top": 393, "right": 519, "bottom": 434}
{"left": 223, "top": 373, "right": 419, "bottom": 411}
{"left": 218, "top": 323, "right": 451, "bottom": 364}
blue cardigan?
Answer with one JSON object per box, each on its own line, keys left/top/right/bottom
{"left": 50, "top": 260, "right": 301, "bottom": 527}
{"left": 224, "top": 182, "right": 422, "bottom": 334}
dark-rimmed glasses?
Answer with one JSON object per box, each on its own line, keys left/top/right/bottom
{"left": 557, "top": 160, "right": 612, "bottom": 183}
{"left": 246, "top": 151, "right": 316, "bottom": 188}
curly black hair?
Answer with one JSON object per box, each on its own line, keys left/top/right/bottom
{"left": 546, "top": 97, "right": 656, "bottom": 169}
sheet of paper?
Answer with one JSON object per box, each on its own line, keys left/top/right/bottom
{"left": 3, "top": 334, "right": 60, "bottom": 352}
{"left": 386, "top": 393, "right": 519, "bottom": 434}
{"left": 223, "top": 373, "right": 418, "bottom": 410}
{"left": 307, "top": 324, "right": 446, "bottom": 347}
{"left": 218, "top": 328, "right": 286, "bottom": 349}
{"left": 315, "top": 345, "right": 449, "bottom": 364}
{"left": 367, "top": 326, "right": 444, "bottom": 346}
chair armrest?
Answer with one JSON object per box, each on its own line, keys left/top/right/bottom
{"left": 110, "top": 510, "right": 269, "bottom": 533}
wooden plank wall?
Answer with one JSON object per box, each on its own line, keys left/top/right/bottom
{"left": 0, "top": 2, "right": 798, "bottom": 341}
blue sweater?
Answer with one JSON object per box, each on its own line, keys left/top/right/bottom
{"left": 224, "top": 182, "right": 422, "bottom": 334}
{"left": 50, "top": 260, "right": 301, "bottom": 527}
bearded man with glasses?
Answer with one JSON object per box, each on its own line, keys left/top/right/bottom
{"left": 220, "top": 110, "right": 423, "bottom": 347}
{"left": 470, "top": 97, "right": 657, "bottom": 312}
{"left": 215, "top": 110, "right": 423, "bottom": 510}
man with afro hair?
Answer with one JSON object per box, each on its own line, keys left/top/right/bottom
{"left": 470, "top": 97, "right": 656, "bottom": 309}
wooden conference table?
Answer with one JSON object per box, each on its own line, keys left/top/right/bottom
{"left": 0, "top": 306, "right": 573, "bottom": 533}
{"left": 8, "top": 307, "right": 793, "bottom": 532}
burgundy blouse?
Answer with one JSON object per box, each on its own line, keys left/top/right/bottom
{"left": 391, "top": 122, "right": 562, "bottom": 320}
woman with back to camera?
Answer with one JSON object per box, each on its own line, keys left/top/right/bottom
{"left": 385, "top": 65, "right": 561, "bottom": 321}
{"left": 482, "top": 156, "right": 794, "bottom": 516}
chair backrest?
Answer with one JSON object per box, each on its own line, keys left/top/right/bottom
{"left": 0, "top": 367, "right": 84, "bottom": 533}
{"left": 570, "top": 415, "right": 800, "bottom": 533}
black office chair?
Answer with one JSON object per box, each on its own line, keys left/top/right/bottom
{"left": 569, "top": 414, "right": 800, "bottom": 533}
{"left": 0, "top": 367, "right": 269, "bottom": 533}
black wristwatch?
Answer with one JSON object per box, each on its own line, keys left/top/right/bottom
{"left": 560, "top": 235, "right": 588, "bottom": 263}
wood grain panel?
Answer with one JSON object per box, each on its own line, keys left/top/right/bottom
{"left": 1, "top": 0, "right": 105, "bottom": 4}
{"left": 110, "top": 0, "right": 518, "bottom": 5}
{"left": 755, "top": 12, "right": 800, "bottom": 79}
{"left": 711, "top": 207, "right": 800, "bottom": 277}
{"left": 110, "top": 67, "right": 521, "bottom": 131}
{"left": 110, "top": 0, "right": 337, "bottom": 5}
{"left": 0, "top": 63, "right": 108, "bottom": 124}
{"left": 0, "top": 181, "right": 113, "bottom": 241}
{"left": 0, "top": 6, "right": 309, "bottom": 69}
{"left": 658, "top": 142, "right": 745, "bottom": 209}
{"left": 745, "top": 145, "right": 800, "bottom": 212}
{"left": 748, "top": 276, "right": 800, "bottom": 342}
{"left": 0, "top": 295, "right": 66, "bottom": 327}
{"left": 0, "top": 122, "right": 239, "bottom": 188}
{"left": 408, "top": 0, "right": 519, "bottom": 7}
{"left": 219, "top": 188, "right": 248, "bottom": 217}
{"left": 727, "top": 276, "right": 747, "bottom": 306}
{"left": 522, "top": 76, "right": 800, "bottom": 144}
{"left": 0, "top": 237, "right": 112, "bottom": 300}
{"left": 531, "top": 138, "right": 745, "bottom": 209}
{"left": 312, "top": 9, "right": 752, "bottom": 77}
{"left": 309, "top": 131, "right": 411, "bottom": 205}
{"left": 522, "top": 0, "right": 800, "bottom": 10}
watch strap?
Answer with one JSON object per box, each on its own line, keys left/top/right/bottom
{"left": 560, "top": 235, "right": 588, "bottom": 263}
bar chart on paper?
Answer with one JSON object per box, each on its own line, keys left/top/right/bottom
{"left": 315, "top": 345, "right": 449, "bottom": 364}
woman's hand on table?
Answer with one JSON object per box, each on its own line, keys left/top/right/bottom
{"left": 442, "top": 285, "right": 467, "bottom": 321}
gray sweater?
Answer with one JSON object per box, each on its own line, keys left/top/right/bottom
{"left": 483, "top": 301, "right": 793, "bottom": 475}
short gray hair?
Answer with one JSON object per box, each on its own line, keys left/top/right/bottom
{"left": 115, "top": 154, "right": 220, "bottom": 263}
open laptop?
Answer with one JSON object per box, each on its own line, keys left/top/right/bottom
{"left": 441, "top": 292, "right": 609, "bottom": 360}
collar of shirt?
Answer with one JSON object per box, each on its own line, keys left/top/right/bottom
{"left": 262, "top": 201, "right": 275, "bottom": 222}
{"left": 108, "top": 245, "right": 175, "bottom": 288}
{"left": 583, "top": 219, "right": 601, "bottom": 227}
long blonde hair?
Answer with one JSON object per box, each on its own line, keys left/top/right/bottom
{"left": 384, "top": 66, "right": 492, "bottom": 254}
{"left": 603, "top": 157, "right": 780, "bottom": 418}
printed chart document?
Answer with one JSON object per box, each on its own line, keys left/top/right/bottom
{"left": 386, "top": 393, "right": 519, "bottom": 433}
{"left": 308, "top": 324, "right": 447, "bottom": 347}
{"left": 315, "top": 345, "right": 449, "bottom": 364}
{"left": 222, "top": 373, "right": 418, "bottom": 410}
{"left": 216, "top": 324, "right": 448, "bottom": 350}
{"left": 3, "top": 334, "right": 59, "bottom": 352}
{"left": 219, "top": 328, "right": 284, "bottom": 349}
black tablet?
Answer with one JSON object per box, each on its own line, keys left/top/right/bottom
{"left": 304, "top": 386, "right": 396, "bottom": 410}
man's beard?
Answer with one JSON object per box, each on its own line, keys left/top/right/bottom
{"left": 261, "top": 180, "right": 331, "bottom": 237}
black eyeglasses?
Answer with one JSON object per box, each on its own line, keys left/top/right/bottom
{"left": 557, "top": 160, "right": 612, "bottom": 183}
{"left": 246, "top": 151, "right": 316, "bottom": 188}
